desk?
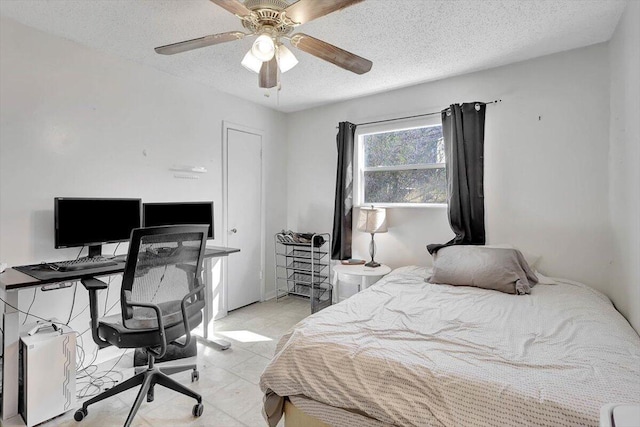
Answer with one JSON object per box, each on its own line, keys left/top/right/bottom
{"left": 0, "top": 246, "right": 239, "bottom": 423}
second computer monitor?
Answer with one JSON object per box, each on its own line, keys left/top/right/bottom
{"left": 143, "top": 201, "right": 214, "bottom": 239}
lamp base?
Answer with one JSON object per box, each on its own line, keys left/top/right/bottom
{"left": 364, "top": 261, "right": 381, "bottom": 268}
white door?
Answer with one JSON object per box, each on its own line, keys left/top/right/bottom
{"left": 225, "top": 126, "right": 263, "bottom": 311}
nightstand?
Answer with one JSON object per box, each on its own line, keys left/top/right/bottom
{"left": 333, "top": 263, "right": 391, "bottom": 302}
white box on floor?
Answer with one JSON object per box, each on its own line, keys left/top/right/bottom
{"left": 20, "top": 322, "right": 76, "bottom": 427}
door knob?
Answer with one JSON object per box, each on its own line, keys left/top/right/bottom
{"left": 230, "top": 228, "right": 237, "bottom": 234}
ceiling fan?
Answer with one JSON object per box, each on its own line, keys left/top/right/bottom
{"left": 154, "top": 0, "right": 373, "bottom": 89}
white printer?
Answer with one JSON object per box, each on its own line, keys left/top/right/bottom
{"left": 20, "top": 321, "right": 76, "bottom": 427}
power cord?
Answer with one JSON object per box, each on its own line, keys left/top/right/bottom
{"left": 74, "top": 275, "right": 130, "bottom": 399}
{"left": 149, "top": 264, "right": 169, "bottom": 303}
{"left": 0, "top": 295, "right": 69, "bottom": 328}
{"left": 76, "top": 350, "right": 127, "bottom": 399}
{"left": 21, "top": 288, "right": 38, "bottom": 325}
{"left": 104, "top": 275, "right": 114, "bottom": 314}
{"left": 0, "top": 277, "right": 128, "bottom": 400}
{"left": 66, "top": 283, "right": 78, "bottom": 324}
{"left": 112, "top": 243, "right": 121, "bottom": 257}
{"left": 69, "top": 302, "right": 90, "bottom": 323}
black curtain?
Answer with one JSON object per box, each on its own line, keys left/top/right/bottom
{"left": 427, "top": 103, "right": 486, "bottom": 254}
{"left": 331, "top": 122, "right": 357, "bottom": 260}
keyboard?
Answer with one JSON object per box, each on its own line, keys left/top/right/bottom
{"left": 51, "top": 257, "right": 118, "bottom": 272}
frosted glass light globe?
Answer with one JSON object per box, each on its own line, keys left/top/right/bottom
{"left": 241, "top": 50, "right": 262, "bottom": 73}
{"left": 277, "top": 44, "right": 298, "bottom": 73}
{"left": 251, "top": 34, "right": 275, "bottom": 62}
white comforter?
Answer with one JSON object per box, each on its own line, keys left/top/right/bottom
{"left": 260, "top": 266, "right": 640, "bottom": 427}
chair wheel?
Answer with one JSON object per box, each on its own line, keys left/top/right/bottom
{"left": 192, "top": 403, "right": 204, "bottom": 417}
{"left": 191, "top": 370, "right": 199, "bottom": 382}
{"left": 147, "top": 385, "right": 155, "bottom": 402}
{"left": 74, "top": 408, "right": 88, "bottom": 422}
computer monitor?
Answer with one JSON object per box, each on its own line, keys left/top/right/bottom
{"left": 143, "top": 201, "right": 214, "bottom": 239}
{"left": 55, "top": 197, "right": 142, "bottom": 258}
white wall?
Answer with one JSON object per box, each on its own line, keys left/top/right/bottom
{"left": 287, "top": 44, "right": 612, "bottom": 294}
{"left": 608, "top": 1, "right": 640, "bottom": 333}
{"left": 2, "top": 7, "right": 637, "bottom": 356}
{"left": 0, "top": 17, "right": 288, "bottom": 358}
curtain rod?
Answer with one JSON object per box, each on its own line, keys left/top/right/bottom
{"left": 342, "top": 99, "right": 502, "bottom": 128}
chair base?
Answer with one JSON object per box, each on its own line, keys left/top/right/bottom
{"left": 74, "top": 363, "right": 201, "bottom": 427}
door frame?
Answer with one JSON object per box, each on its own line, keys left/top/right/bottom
{"left": 222, "top": 120, "right": 266, "bottom": 313}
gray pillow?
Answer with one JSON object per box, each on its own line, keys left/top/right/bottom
{"left": 428, "top": 246, "right": 538, "bottom": 295}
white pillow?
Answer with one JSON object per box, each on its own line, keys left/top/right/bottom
{"left": 485, "top": 244, "right": 541, "bottom": 270}
{"left": 428, "top": 246, "right": 538, "bottom": 295}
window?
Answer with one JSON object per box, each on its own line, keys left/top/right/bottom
{"left": 356, "top": 120, "right": 446, "bottom": 206}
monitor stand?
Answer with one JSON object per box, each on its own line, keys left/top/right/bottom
{"left": 88, "top": 245, "right": 102, "bottom": 258}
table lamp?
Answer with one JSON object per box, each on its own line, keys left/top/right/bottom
{"left": 357, "top": 206, "right": 388, "bottom": 267}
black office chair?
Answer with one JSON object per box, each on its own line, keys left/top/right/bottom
{"left": 74, "top": 225, "right": 209, "bottom": 426}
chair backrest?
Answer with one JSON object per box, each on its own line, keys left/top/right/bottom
{"left": 120, "top": 225, "right": 208, "bottom": 330}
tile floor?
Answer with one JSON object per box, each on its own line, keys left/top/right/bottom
{"left": 45, "top": 296, "right": 310, "bottom": 427}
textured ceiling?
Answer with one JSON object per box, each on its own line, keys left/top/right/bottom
{"left": 0, "top": 0, "right": 627, "bottom": 112}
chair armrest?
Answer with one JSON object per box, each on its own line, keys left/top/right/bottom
{"left": 80, "top": 277, "right": 111, "bottom": 349}
{"left": 126, "top": 299, "right": 168, "bottom": 358}
{"left": 81, "top": 277, "right": 109, "bottom": 290}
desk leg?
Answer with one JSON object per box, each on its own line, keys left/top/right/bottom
{"left": 203, "top": 258, "right": 213, "bottom": 341}
{"left": 1, "top": 288, "right": 19, "bottom": 421}
{"left": 198, "top": 257, "right": 230, "bottom": 351}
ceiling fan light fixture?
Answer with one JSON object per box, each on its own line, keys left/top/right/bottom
{"left": 251, "top": 34, "right": 275, "bottom": 62}
{"left": 241, "top": 49, "right": 262, "bottom": 73}
{"left": 154, "top": 0, "right": 374, "bottom": 90}
{"left": 277, "top": 44, "right": 298, "bottom": 73}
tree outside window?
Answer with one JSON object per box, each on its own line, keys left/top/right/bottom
{"left": 359, "top": 125, "right": 446, "bottom": 205}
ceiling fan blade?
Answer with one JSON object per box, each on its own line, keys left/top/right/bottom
{"left": 155, "top": 31, "right": 245, "bottom": 55}
{"left": 259, "top": 57, "right": 278, "bottom": 88}
{"left": 284, "top": 0, "right": 364, "bottom": 24}
{"left": 209, "top": 0, "right": 252, "bottom": 17}
{"left": 290, "top": 33, "right": 372, "bottom": 74}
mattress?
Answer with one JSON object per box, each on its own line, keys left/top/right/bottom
{"left": 288, "top": 395, "right": 388, "bottom": 426}
{"left": 260, "top": 266, "right": 640, "bottom": 427}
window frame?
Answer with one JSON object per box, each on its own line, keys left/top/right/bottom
{"left": 354, "top": 115, "right": 447, "bottom": 208}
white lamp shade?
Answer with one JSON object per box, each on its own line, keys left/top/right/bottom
{"left": 241, "top": 50, "right": 262, "bottom": 73}
{"left": 277, "top": 44, "right": 298, "bottom": 73}
{"left": 251, "top": 34, "right": 275, "bottom": 62}
{"left": 357, "top": 207, "right": 388, "bottom": 234}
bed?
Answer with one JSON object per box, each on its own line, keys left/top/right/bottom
{"left": 260, "top": 266, "right": 640, "bottom": 427}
